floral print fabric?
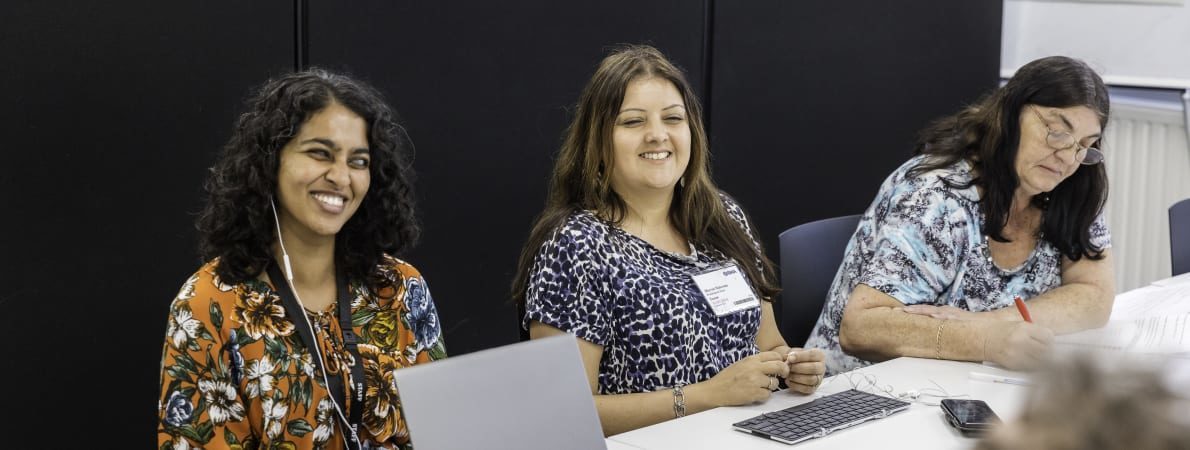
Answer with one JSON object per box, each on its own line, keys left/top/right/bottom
{"left": 158, "top": 256, "right": 445, "bottom": 450}
{"left": 805, "top": 156, "right": 1110, "bottom": 375}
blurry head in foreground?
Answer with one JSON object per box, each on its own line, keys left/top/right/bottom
{"left": 976, "top": 355, "right": 1190, "bottom": 450}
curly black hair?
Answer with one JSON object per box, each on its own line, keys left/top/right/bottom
{"left": 197, "top": 68, "right": 419, "bottom": 287}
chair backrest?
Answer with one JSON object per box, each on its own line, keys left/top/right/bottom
{"left": 1171, "top": 198, "right": 1190, "bottom": 276}
{"left": 778, "top": 214, "right": 861, "bottom": 347}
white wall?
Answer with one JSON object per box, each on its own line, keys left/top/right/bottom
{"left": 1005, "top": 1, "right": 1190, "bottom": 290}
{"left": 1002, "top": 0, "right": 1190, "bottom": 89}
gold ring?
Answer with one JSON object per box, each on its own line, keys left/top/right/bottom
{"left": 815, "top": 374, "right": 823, "bottom": 386}
{"left": 768, "top": 376, "right": 777, "bottom": 391}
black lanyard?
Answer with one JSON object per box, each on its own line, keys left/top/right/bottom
{"left": 266, "top": 262, "right": 365, "bottom": 449}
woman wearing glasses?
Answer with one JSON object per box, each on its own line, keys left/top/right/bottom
{"left": 805, "top": 56, "right": 1114, "bottom": 375}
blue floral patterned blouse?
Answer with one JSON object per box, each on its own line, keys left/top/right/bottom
{"left": 805, "top": 156, "right": 1111, "bottom": 375}
{"left": 523, "top": 195, "right": 764, "bottom": 395}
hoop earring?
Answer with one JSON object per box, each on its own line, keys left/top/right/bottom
{"left": 679, "top": 176, "right": 686, "bottom": 188}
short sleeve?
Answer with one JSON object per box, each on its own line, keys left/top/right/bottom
{"left": 523, "top": 224, "right": 611, "bottom": 346}
{"left": 1089, "top": 212, "right": 1111, "bottom": 250}
{"left": 718, "top": 192, "right": 770, "bottom": 282}
{"left": 395, "top": 263, "right": 447, "bottom": 361}
{"left": 855, "top": 187, "right": 971, "bottom": 306}
{"left": 719, "top": 193, "right": 763, "bottom": 252}
{"left": 158, "top": 273, "right": 247, "bottom": 449}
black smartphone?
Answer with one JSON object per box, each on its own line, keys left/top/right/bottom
{"left": 940, "top": 399, "right": 1000, "bottom": 434}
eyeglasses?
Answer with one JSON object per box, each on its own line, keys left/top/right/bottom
{"left": 1031, "top": 107, "right": 1104, "bottom": 165}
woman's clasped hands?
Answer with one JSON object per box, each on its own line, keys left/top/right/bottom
{"left": 700, "top": 348, "right": 826, "bottom": 407}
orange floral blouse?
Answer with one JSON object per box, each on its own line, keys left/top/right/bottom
{"left": 157, "top": 256, "right": 446, "bottom": 450}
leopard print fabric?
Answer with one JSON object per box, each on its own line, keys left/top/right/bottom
{"left": 523, "top": 194, "right": 763, "bottom": 395}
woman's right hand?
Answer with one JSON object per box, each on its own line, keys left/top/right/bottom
{"left": 985, "top": 321, "right": 1054, "bottom": 370}
{"left": 699, "top": 351, "right": 790, "bottom": 407}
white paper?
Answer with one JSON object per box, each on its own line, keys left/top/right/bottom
{"left": 1152, "top": 272, "right": 1190, "bottom": 288}
{"left": 1056, "top": 278, "right": 1190, "bottom": 354}
{"left": 1110, "top": 283, "right": 1190, "bottom": 321}
{"left": 1057, "top": 313, "right": 1190, "bottom": 353}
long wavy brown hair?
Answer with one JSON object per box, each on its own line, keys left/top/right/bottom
{"left": 511, "top": 45, "right": 779, "bottom": 308}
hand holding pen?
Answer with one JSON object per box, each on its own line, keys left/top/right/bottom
{"left": 983, "top": 295, "right": 1052, "bottom": 370}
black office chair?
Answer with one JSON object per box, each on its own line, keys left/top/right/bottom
{"left": 778, "top": 214, "right": 862, "bottom": 348}
{"left": 1170, "top": 198, "right": 1190, "bottom": 277}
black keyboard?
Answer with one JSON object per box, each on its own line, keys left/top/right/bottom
{"left": 732, "top": 389, "right": 911, "bottom": 445}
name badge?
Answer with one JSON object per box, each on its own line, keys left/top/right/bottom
{"left": 691, "top": 264, "right": 760, "bottom": 316}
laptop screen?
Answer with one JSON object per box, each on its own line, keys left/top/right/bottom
{"left": 394, "top": 334, "right": 606, "bottom": 450}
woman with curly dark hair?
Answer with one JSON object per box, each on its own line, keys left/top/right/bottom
{"left": 157, "top": 69, "right": 444, "bottom": 450}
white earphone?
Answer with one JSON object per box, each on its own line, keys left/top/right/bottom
{"left": 270, "top": 198, "right": 360, "bottom": 448}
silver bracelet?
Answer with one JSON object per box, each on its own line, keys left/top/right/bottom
{"left": 672, "top": 385, "right": 686, "bottom": 418}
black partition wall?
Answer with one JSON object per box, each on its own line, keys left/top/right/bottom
{"left": 0, "top": 0, "right": 293, "bottom": 442}
{"left": 709, "top": 0, "right": 1003, "bottom": 345}
{"left": 0, "top": 1, "right": 999, "bottom": 443}
{"left": 710, "top": 0, "right": 1003, "bottom": 239}
{"left": 306, "top": 0, "right": 708, "bottom": 354}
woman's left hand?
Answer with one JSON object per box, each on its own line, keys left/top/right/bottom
{"left": 774, "top": 347, "right": 826, "bottom": 395}
{"left": 901, "top": 304, "right": 980, "bottom": 321}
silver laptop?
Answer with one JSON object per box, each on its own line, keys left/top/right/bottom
{"left": 394, "top": 334, "right": 606, "bottom": 450}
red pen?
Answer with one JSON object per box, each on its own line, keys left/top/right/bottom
{"left": 1013, "top": 296, "right": 1033, "bottom": 323}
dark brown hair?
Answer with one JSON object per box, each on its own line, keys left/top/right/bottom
{"left": 911, "top": 56, "right": 1109, "bottom": 261}
{"left": 197, "top": 69, "right": 419, "bottom": 287}
{"left": 511, "top": 44, "right": 779, "bottom": 306}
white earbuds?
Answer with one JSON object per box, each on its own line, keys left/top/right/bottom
{"left": 268, "top": 196, "right": 358, "bottom": 449}
{"left": 268, "top": 198, "right": 295, "bottom": 282}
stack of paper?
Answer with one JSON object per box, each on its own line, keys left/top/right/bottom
{"left": 1110, "top": 281, "right": 1190, "bottom": 321}
{"left": 1055, "top": 313, "right": 1189, "bottom": 353}
{"left": 1054, "top": 280, "right": 1190, "bottom": 354}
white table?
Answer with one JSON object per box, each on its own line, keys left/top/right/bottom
{"left": 604, "top": 357, "right": 1028, "bottom": 450}
{"left": 605, "top": 439, "right": 649, "bottom": 449}
{"left": 602, "top": 274, "right": 1190, "bottom": 450}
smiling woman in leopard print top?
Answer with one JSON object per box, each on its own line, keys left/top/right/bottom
{"left": 511, "top": 45, "right": 826, "bottom": 437}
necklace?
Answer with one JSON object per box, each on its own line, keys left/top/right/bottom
{"left": 982, "top": 230, "right": 1044, "bottom": 273}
